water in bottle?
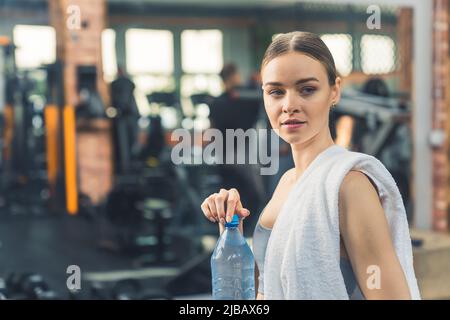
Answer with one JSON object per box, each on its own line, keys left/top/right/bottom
{"left": 211, "top": 214, "right": 255, "bottom": 300}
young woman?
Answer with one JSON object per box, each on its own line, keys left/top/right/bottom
{"left": 200, "top": 31, "right": 420, "bottom": 300}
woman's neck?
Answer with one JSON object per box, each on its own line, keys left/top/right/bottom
{"left": 290, "top": 129, "right": 335, "bottom": 181}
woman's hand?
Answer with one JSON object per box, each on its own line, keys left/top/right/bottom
{"left": 201, "top": 188, "right": 250, "bottom": 224}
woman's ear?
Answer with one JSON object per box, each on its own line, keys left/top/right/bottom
{"left": 331, "top": 77, "right": 342, "bottom": 105}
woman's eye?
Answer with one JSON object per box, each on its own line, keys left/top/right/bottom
{"left": 301, "top": 86, "right": 316, "bottom": 95}
{"left": 268, "top": 89, "right": 283, "bottom": 96}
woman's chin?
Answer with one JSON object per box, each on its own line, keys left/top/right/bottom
{"left": 281, "top": 135, "right": 305, "bottom": 145}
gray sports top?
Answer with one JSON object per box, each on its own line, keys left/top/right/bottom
{"left": 253, "top": 219, "right": 365, "bottom": 299}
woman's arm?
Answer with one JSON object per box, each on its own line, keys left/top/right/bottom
{"left": 339, "top": 170, "right": 411, "bottom": 300}
{"left": 255, "top": 263, "right": 265, "bottom": 300}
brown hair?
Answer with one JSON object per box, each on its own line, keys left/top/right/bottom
{"left": 261, "top": 31, "right": 337, "bottom": 85}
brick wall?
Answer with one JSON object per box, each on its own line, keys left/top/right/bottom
{"left": 49, "top": 0, "right": 109, "bottom": 106}
{"left": 48, "top": 0, "right": 113, "bottom": 207}
{"left": 397, "top": 8, "right": 413, "bottom": 96}
{"left": 432, "top": 0, "right": 449, "bottom": 232}
{"left": 76, "top": 120, "right": 113, "bottom": 205}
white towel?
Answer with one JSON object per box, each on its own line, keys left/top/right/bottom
{"left": 264, "top": 145, "right": 421, "bottom": 299}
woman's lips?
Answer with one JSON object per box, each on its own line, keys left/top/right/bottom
{"left": 281, "top": 122, "right": 306, "bottom": 130}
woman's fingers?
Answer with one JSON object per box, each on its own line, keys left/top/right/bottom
{"left": 226, "top": 188, "right": 240, "bottom": 222}
{"left": 201, "top": 188, "right": 250, "bottom": 224}
{"left": 200, "top": 199, "right": 215, "bottom": 223}
{"left": 239, "top": 207, "right": 251, "bottom": 218}
{"left": 228, "top": 189, "right": 251, "bottom": 221}
{"left": 206, "top": 195, "right": 219, "bottom": 222}
{"left": 227, "top": 188, "right": 250, "bottom": 221}
{"left": 215, "top": 189, "right": 228, "bottom": 224}
{"left": 234, "top": 198, "right": 250, "bottom": 218}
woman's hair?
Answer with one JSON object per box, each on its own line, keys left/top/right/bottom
{"left": 261, "top": 31, "right": 338, "bottom": 86}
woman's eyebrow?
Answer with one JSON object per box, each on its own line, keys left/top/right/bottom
{"left": 295, "top": 77, "right": 319, "bottom": 85}
{"left": 263, "top": 77, "right": 319, "bottom": 87}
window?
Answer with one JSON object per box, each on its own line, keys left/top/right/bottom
{"left": 321, "top": 34, "right": 353, "bottom": 77}
{"left": 181, "top": 30, "right": 223, "bottom": 118}
{"left": 126, "top": 29, "right": 173, "bottom": 75}
{"left": 181, "top": 30, "right": 222, "bottom": 74}
{"left": 13, "top": 25, "right": 56, "bottom": 69}
{"left": 102, "top": 29, "right": 117, "bottom": 82}
{"left": 361, "top": 35, "right": 395, "bottom": 74}
{"left": 125, "top": 29, "right": 174, "bottom": 115}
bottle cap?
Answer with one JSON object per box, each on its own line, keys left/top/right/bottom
{"left": 225, "top": 214, "right": 239, "bottom": 228}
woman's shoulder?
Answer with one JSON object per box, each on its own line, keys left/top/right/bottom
{"left": 341, "top": 170, "right": 376, "bottom": 192}
{"left": 277, "top": 168, "right": 297, "bottom": 190}
{"left": 269, "top": 168, "right": 296, "bottom": 200}
{"left": 329, "top": 148, "right": 389, "bottom": 180}
{"left": 340, "top": 170, "right": 380, "bottom": 204}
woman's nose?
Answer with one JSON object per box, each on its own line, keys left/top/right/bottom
{"left": 281, "top": 92, "right": 301, "bottom": 114}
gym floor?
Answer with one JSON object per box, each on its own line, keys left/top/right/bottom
{"left": 0, "top": 214, "right": 185, "bottom": 299}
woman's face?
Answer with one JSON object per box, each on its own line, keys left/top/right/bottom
{"left": 261, "top": 51, "right": 341, "bottom": 145}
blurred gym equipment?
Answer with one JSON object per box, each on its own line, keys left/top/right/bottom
{"left": 101, "top": 89, "right": 216, "bottom": 268}
{"left": 0, "top": 42, "right": 51, "bottom": 217}
{"left": 0, "top": 277, "right": 7, "bottom": 300}
{"left": 334, "top": 88, "right": 413, "bottom": 218}
{"left": 76, "top": 66, "right": 106, "bottom": 120}
{"left": 6, "top": 273, "right": 59, "bottom": 300}
{"left": 335, "top": 90, "right": 411, "bottom": 157}
{"left": 88, "top": 278, "right": 172, "bottom": 300}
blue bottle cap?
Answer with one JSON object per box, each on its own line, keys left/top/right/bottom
{"left": 225, "top": 214, "right": 239, "bottom": 228}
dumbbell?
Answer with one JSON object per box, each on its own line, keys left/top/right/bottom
{"left": 21, "top": 274, "right": 58, "bottom": 300}
{"left": 90, "top": 279, "right": 141, "bottom": 300}
{"left": 0, "top": 277, "right": 8, "bottom": 299}
{"left": 7, "top": 273, "right": 58, "bottom": 300}
{"left": 111, "top": 279, "right": 141, "bottom": 300}
{"left": 90, "top": 282, "right": 111, "bottom": 300}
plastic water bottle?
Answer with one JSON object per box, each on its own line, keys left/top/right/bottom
{"left": 211, "top": 214, "right": 255, "bottom": 300}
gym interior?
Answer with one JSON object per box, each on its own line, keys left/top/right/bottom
{"left": 0, "top": 0, "right": 449, "bottom": 300}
